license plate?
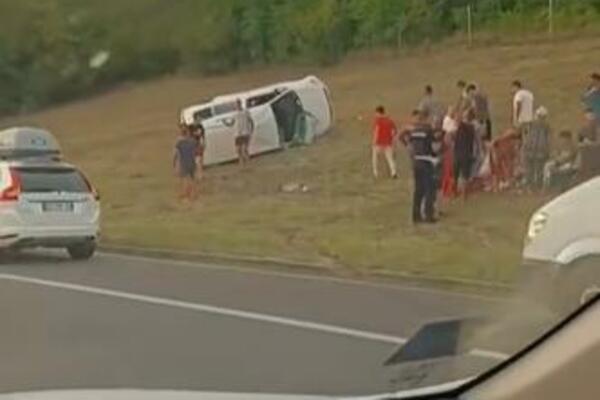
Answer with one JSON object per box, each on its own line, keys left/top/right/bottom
{"left": 42, "top": 202, "right": 74, "bottom": 212}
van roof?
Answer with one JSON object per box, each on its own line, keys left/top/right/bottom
{"left": 180, "top": 75, "right": 325, "bottom": 125}
{"left": 212, "top": 75, "right": 323, "bottom": 104}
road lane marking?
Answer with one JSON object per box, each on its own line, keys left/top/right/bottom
{"left": 0, "top": 273, "right": 406, "bottom": 345}
{"left": 98, "top": 252, "right": 507, "bottom": 304}
{"left": 0, "top": 273, "right": 508, "bottom": 362}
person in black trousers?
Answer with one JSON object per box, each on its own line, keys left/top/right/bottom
{"left": 402, "top": 110, "right": 439, "bottom": 224}
{"left": 454, "top": 109, "right": 477, "bottom": 200}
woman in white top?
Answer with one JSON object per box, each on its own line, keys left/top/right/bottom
{"left": 440, "top": 106, "right": 459, "bottom": 199}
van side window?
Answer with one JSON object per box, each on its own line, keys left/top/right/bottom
{"left": 193, "top": 107, "right": 213, "bottom": 122}
{"left": 213, "top": 102, "right": 238, "bottom": 116}
{"left": 246, "top": 90, "right": 280, "bottom": 108}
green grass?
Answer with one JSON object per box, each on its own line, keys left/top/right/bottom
{"left": 4, "top": 36, "right": 599, "bottom": 284}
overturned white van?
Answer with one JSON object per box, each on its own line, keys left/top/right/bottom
{"left": 180, "top": 75, "right": 333, "bottom": 166}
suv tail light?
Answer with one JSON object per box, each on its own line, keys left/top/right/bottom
{"left": 0, "top": 168, "right": 21, "bottom": 201}
{"left": 80, "top": 172, "right": 100, "bottom": 201}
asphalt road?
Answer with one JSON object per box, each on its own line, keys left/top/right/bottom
{"left": 0, "top": 251, "right": 557, "bottom": 396}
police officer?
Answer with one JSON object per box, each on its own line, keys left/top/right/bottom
{"left": 403, "top": 109, "right": 438, "bottom": 224}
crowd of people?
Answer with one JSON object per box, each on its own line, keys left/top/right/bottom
{"left": 173, "top": 99, "right": 254, "bottom": 202}
{"left": 371, "top": 72, "right": 600, "bottom": 224}
{"left": 171, "top": 72, "right": 600, "bottom": 213}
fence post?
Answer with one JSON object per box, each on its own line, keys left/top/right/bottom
{"left": 396, "top": 16, "right": 403, "bottom": 49}
{"left": 467, "top": 4, "right": 473, "bottom": 47}
{"left": 548, "top": 0, "right": 554, "bottom": 38}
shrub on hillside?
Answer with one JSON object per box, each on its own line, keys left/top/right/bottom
{"left": 1, "top": 0, "right": 600, "bottom": 115}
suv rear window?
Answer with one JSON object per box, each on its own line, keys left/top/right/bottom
{"left": 16, "top": 167, "right": 89, "bottom": 193}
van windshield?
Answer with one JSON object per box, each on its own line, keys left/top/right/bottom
{"left": 16, "top": 167, "right": 89, "bottom": 193}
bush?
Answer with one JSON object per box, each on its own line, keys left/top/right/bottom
{"left": 0, "top": 0, "right": 599, "bottom": 115}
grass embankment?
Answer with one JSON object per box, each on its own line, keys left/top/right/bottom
{"left": 5, "top": 37, "right": 599, "bottom": 283}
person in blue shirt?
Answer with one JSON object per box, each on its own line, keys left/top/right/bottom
{"left": 173, "top": 123, "right": 199, "bottom": 201}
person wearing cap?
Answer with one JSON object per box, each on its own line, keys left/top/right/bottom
{"left": 582, "top": 72, "right": 600, "bottom": 121}
{"left": 523, "top": 106, "right": 551, "bottom": 191}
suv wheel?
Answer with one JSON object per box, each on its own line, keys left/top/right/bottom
{"left": 67, "top": 241, "right": 96, "bottom": 260}
{"left": 557, "top": 256, "right": 600, "bottom": 313}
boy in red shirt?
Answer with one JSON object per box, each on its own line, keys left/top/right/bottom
{"left": 372, "top": 105, "right": 398, "bottom": 179}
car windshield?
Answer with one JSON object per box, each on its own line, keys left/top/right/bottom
{"left": 0, "top": 1, "right": 599, "bottom": 399}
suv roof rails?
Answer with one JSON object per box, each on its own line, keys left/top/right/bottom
{"left": 0, "top": 127, "right": 62, "bottom": 159}
{"left": 0, "top": 150, "right": 62, "bottom": 162}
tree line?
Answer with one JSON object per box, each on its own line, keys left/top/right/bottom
{"left": 0, "top": 0, "right": 599, "bottom": 115}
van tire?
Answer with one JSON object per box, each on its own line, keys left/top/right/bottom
{"left": 556, "top": 256, "right": 600, "bottom": 314}
{"left": 67, "top": 241, "right": 96, "bottom": 260}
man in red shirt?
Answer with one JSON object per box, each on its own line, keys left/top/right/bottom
{"left": 372, "top": 105, "right": 398, "bottom": 179}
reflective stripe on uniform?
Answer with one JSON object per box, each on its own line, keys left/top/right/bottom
{"left": 414, "top": 155, "right": 438, "bottom": 163}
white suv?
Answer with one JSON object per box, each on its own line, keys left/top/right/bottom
{"left": 0, "top": 128, "right": 100, "bottom": 260}
{"left": 522, "top": 176, "right": 600, "bottom": 310}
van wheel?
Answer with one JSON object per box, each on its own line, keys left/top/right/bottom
{"left": 67, "top": 241, "right": 96, "bottom": 260}
{"left": 556, "top": 257, "right": 600, "bottom": 314}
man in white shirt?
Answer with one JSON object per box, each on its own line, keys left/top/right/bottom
{"left": 233, "top": 99, "right": 254, "bottom": 166}
{"left": 512, "top": 80, "right": 535, "bottom": 134}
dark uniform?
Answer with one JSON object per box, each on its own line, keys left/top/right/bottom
{"left": 454, "top": 121, "right": 476, "bottom": 184}
{"left": 405, "top": 123, "right": 438, "bottom": 223}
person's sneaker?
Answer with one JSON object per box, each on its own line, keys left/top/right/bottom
{"left": 391, "top": 173, "right": 398, "bottom": 179}
{"left": 424, "top": 218, "right": 439, "bottom": 224}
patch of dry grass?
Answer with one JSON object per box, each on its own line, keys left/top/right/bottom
{"left": 4, "top": 37, "right": 599, "bottom": 283}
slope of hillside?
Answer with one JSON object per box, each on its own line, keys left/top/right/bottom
{"left": 4, "top": 38, "right": 599, "bottom": 283}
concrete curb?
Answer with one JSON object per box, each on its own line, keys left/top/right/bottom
{"left": 100, "top": 244, "right": 335, "bottom": 274}
{"left": 99, "top": 244, "right": 514, "bottom": 297}
{"left": 369, "top": 268, "right": 514, "bottom": 296}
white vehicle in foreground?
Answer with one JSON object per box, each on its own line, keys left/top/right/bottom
{"left": 180, "top": 75, "right": 333, "bottom": 166}
{"left": 0, "top": 127, "right": 100, "bottom": 259}
{"left": 522, "top": 176, "right": 600, "bottom": 309}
